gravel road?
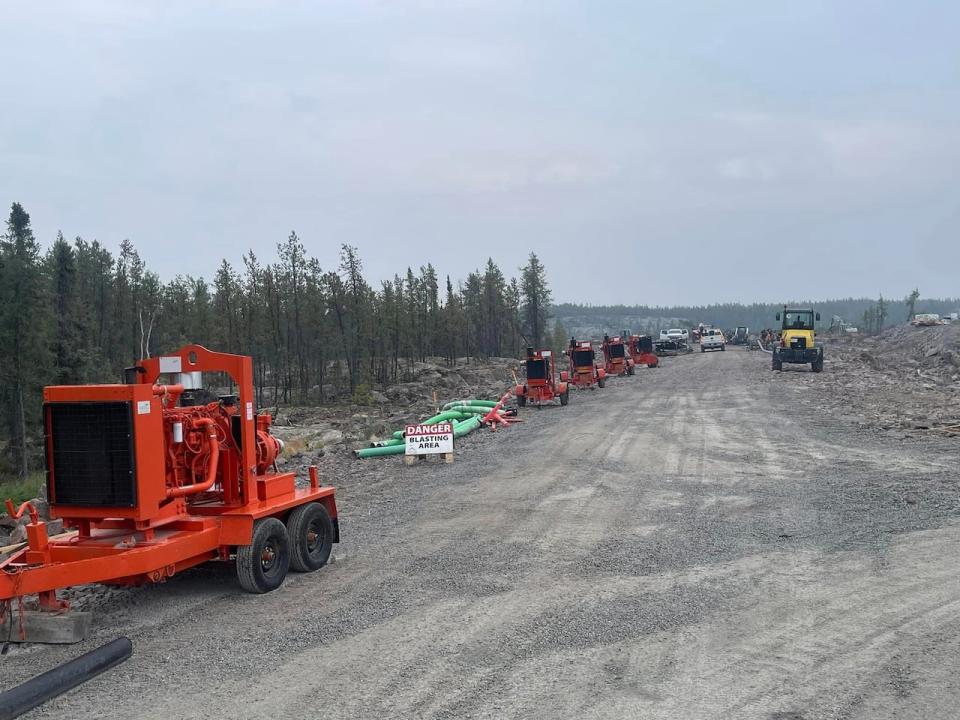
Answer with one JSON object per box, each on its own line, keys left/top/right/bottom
{"left": 5, "top": 348, "right": 959, "bottom": 719}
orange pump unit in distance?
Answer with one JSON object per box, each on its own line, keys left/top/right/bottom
{"left": 625, "top": 333, "right": 659, "bottom": 368}
{"left": 600, "top": 334, "right": 636, "bottom": 377}
{"left": 564, "top": 338, "right": 606, "bottom": 389}
{"left": 515, "top": 347, "right": 570, "bottom": 407}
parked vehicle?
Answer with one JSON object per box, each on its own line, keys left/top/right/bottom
{"left": 701, "top": 328, "right": 726, "bottom": 352}
{"left": 772, "top": 307, "right": 823, "bottom": 372}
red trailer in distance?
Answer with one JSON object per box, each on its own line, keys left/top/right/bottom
{"left": 563, "top": 339, "right": 606, "bottom": 389}
{"left": 601, "top": 335, "right": 636, "bottom": 377}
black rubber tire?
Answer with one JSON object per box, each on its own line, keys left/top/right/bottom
{"left": 721, "top": 345, "right": 726, "bottom": 351}
{"left": 598, "top": 376, "right": 606, "bottom": 388}
{"left": 701, "top": 346, "right": 705, "bottom": 353}
{"left": 559, "top": 390, "right": 569, "bottom": 406}
{"left": 627, "top": 365, "right": 635, "bottom": 376}
{"left": 812, "top": 359, "right": 824, "bottom": 373}
{"left": 287, "top": 502, "right": 334, "bottom": 572}
{"left": 772, "top": 357, "right": 782, "bottom": 371}
{"left": 236, "top": 517, "right": 290, "bottom": 593}
{"left": 517, "top": 392, "right": 527, "bottom": 407}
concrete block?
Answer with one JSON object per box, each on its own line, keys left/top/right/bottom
{"left": 2, "top": 611, "right": 91, "bottom": 644}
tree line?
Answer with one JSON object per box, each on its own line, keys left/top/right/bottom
{"left": 0, "top": 202, "right": 553, "bottom": 478}
{"left": 555, "top": 293, "right": 956, "bottom": 339}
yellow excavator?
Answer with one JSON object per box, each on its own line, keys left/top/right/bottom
{"left": 772, "top": 306, "right": 823, "bottom": 373}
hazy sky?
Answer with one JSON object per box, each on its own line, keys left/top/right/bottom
{"left": 2, "top": 1, "right": 958, "bottom": 305}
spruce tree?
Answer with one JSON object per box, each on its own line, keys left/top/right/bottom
{"left": 520, "top": 252, "right": 551, "bottom": 348}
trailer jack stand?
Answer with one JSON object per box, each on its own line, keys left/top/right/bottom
{"left": 38, "top": 591, "right": 70, "bottom": 613}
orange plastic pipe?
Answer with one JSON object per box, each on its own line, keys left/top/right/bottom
{"left": 167, "top": 418, "right": 220, "bottom": 499}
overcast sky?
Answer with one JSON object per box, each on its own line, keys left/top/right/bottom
{"left": 1, "top": 1, "right": 957, "bottom": 306}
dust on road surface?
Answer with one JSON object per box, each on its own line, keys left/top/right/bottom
{"left": 6, "top": 349, "right": 959, "bottom": 720}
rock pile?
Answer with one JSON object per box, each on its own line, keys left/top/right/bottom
{"left": 271, "top": 356, "right": 520, "bottom": 464}
{"left": 810, "top": 324, "right": 960, "bottom": 436}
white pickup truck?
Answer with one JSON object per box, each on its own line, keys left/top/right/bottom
{"left": 701, "top": 328, "right": 725, "bottom": 352}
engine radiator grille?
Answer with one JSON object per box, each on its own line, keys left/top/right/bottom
{"left": 47, "top": 402, "right": 137, "bottom": 507}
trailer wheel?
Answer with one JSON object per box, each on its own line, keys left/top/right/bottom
{"left": 237, "top": 517, "right": 290, "bottom": 593}
{"left": 598, "top": 376, "right": 606, "bottom": 388}
{"left": 287, "top": 502, "right": 334, "bottom": 572}
{"left": 627, "top": 364, "right": 635, "bottom": 376}
{"left": 772, "top": 355, "right": 782, "bottom": 371}
{"left": 517, "top": 393, "right": 527, "bottom": 407}
{"left": 559, "top": 390, "right": 569, "bottom": 406}
{"left": 812, "top": 359, "right": 824, "bottom": 373}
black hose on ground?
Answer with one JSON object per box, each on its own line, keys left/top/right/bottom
{"left": 0, "top": 637, "right": 132, "bottom": 720}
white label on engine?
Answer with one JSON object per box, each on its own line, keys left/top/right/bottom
{"left": 159, "top": 356, "right": 182, "bottom": 373}
{"left": 137, "top": 400, "right": 152, "bottom": 415}
{"left": 246, "top": 402, "right": 253, "bottom": 421}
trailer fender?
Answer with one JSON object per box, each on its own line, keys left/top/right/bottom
{"left": 559, "top": 371, "right": 569, "bottom": 382}
{"left": 514, "top": 384, "right": 526, "bottom": 397}
{"left": 596, "top": 368, "right": 606, "bottom": 379}
{"left": 557, "top": 381, "right": 568, "bottom": 395}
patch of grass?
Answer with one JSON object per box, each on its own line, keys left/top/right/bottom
{"left": 0, "top": 472, "right": 44, "bottom": 508}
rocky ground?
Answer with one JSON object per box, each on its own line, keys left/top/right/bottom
{"left": 756, "top": 324, "right": 960, "bottom": 441}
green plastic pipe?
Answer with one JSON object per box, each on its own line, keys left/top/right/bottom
{"left": 357, "top": 415, "right": 480, "bottom": 458}
{"left": 453, "top": 415, "right": 482, "bottom": 437}
{"left": 391, "top": 410, "right": 474, "bottom": 439}
{"left": 355, "top": 444, "right": 406, "bottom": 458}
{"left": 442, "top": 399, "right": 498, "bottom": 410}
{"left": 370, "top": 437, "right": 404, "bottom": 448}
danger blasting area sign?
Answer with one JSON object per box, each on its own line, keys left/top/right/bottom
{"left": 405, "top": 422, "right": 454, "bottom": 455}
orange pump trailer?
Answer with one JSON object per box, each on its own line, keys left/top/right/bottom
{"left": 0, "top": 345, "right": 339, "bottom": 613}
{"left": 600, "top": 334, "right": 636, "bottom": 377}
{"left": 564, "top": 339, "right": 606, "bottom": 389}
{"left": 626, "top": 334, "right": 659, "bottom": 368}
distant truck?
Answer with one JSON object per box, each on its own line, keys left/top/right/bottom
{"left": 910, "top": 314, "right": 943, "bottom": 326}
{"left": 701, "top": 328, "right": 725, "bottom": 352}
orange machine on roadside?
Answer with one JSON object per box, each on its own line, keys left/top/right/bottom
{"left": 515, "top": 347, "right": 569, "bottom": 407}
{"left": 600, "top": 334, "right": 635, "bottom": 377}
{"left": 1, "top": 345, "right": 339, "bottom": 614}
{"left": 564, "top": 338, "right": 606, "bottom": 389}
{"left": 626, "top": 334, "right": 659, "bottom": 368}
